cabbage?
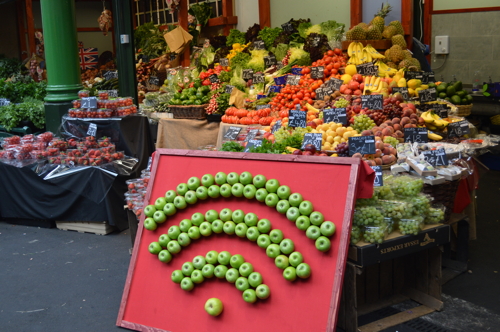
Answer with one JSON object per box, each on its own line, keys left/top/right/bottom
{"left": 274, "top": 43, "right": 289, "bottom": 61}
{"left": 305, "top": 24, "right": 322, "bottom": 36}
{"left": 247, "top": 49, "right": 269, "bottom": 73}
{"left": 289, "top": 46, "right": 311, "bottom": 66}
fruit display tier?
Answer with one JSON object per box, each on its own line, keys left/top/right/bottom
{"left": 117, "top": 149, "right": 374, "bottom": 332}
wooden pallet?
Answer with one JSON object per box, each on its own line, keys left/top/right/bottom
{"left": 56, "top": 221, "right": 115, "bottom": 235}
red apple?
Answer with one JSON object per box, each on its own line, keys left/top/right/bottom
{"left": 352, "top": 74, "right": 364, "bottom": 83}
{"left": 348, "top": 80, "right": 360, "bottom": 91}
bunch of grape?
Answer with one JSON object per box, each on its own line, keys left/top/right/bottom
{"left": 355, "top": 197, "right": 378, "bottom": 207}
{"left": 351, "top": 225, "right": 363, "bottom": 244}
{"left": 425, "top": 206, "right": 445, "bottom": 224}
{"left": 333, "top": 98, "right": 349, "bottom": 108}
{"left": 383, "top": 98, "right": 403, "bottom": 119}
{"left": 383, "top": 136, "right": 399, "bottom": 148}
{"left": 363, "top": 109, "right": 387, "bottom": 126}
{"left": 399, "top": 216, "right": 424, "bottom": 235}
{"left": 373, "top": 185, "right": 395, "bottom": 200}
{"left": 352, "top": 114, "right": 376, "bottom": 132}
{"left": 334, "top": 142, "right": 349, "bottom": 157}
{"left": 384, "top": 217, "right": 395, "bottom": 233}
{"left": 353, "top": 206, "right": 384, "bottom": 226}
{"left": 363, "top": 224, "right": 388, "bottom": 244}
{"left": 379, "top": 200, "right": 413, "bottom": 220}
{"left": 407, "top": 194, "right": 432, "bottom": 217}
{"left": 386, "top": 175, "right": 424, "bottom": 197}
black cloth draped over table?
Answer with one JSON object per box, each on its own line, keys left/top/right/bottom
{"left": 0, "top": 115, "right": 155, "bottom": 231}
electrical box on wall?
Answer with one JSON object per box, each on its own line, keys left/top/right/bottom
{"left": 435, "top": 36, "right": 449, "bottom": 54}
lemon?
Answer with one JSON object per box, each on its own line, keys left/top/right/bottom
{"left": 345, "top": 64, "right": 357, "bottom": 76}
{"left": 341, "top": 74, "right": 352, "bottom": 84}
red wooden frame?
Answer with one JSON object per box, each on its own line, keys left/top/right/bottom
{"left": 116, "top": 149, "right": 369, "bottom": 332}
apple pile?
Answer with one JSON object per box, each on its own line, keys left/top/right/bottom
{"left": 221, "top": 106, "right": 277, "bottom": 126}
{"left": 339, "top": 74, "right": 365, "bottom": 96}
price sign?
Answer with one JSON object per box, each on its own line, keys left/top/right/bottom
{"left": 225, "top": 85, "right": 235, "bottom": 94}
{"left": 323, "top": 108, "right": 347, "bottom": 125}
{"left": 253, "top": 72, "right": 265, "bottom": 84}
{"left": 432, "top": 104, "right": 450, "bottom": 118}
{"left": 392, "top": 87, "right": 410, "bottom": 100}
{"left": 286, "top": 75, "right": 300, "bottom": 85}
{"left": 244, "top": 139, "right": 262, "bottom": 152}
{"left": 404, "top": 127, "right": 429, "bottom": 143}
{"left": 138, "top": 54, "right": 149, "bottom": 63}
{"left": 244, "top": 129, "right": 259, "bottom": 142}
{"left": 310, "top": 66, "right": 324, "bottom": 79}
{"left": 311, "top": 36, "right": 321, "bottom": 47}
{"left": 256, "top": 104, "right": 271, "bottom": 110}
{"left": 264, "top": 55, "right": 277, "bottom": 68}
{"left": 0, "top": 98, "right": 10, "bottom": 106}
{"left": 288, "top": 109, "right": 307, "bottom": 128}
{"left": 419, "top": 88, "right": 438, "bottom": 103}
{"left": 361, "top": 94, "right": 383, "bottom": 110}
{"left": 102, "top": 70, "right": 118, "bottom": 80}
{"left": 422, "top": 148, "right": 449, "bottom": 166}
{"left": 315, "top": 87, "right": 326, "bottom": 101}
{"left": 209, "top": 74, "right": 220, "bottom": 83}
{"left": 243, "top": 69, "right": 254, "bottom": 81}
{"left": 421, "top": 71, "right": 436, "bottom": 84}
{"left": 448, "top": 120, "right": 470, "bottom": 138}
{"left": 87, "top": 123, "right": 98, "bottom": 137}
{"left": 301, "top": 133, "right": 323, "bottom": 151}
{"left": 149, "top": 76, "right": 160, "bottom": 86}
{"left": 81, "top": 97, "right": 97, "bottom": 109}
{"left": 107, "top": 90, "right": 119, "bottom": 98}
{"left": 269, "top": 85, "right": 282, "bottom": 93}
{"left": 348, "top": 136, "right": 376, "bottom": 156}
{"left": 253, "top": 40, "right": 265, "bottom": 50}
{"left": 404, "top": 71, "right": 423, "bottom": 80}
{"left": 223, "top": 126, "right": 242, "bottom": 140}
{"left": 281, "top": 21, "right": 295, "bottom": 33}
{"left": 370, "top": 166, "right": 383, "bottom": 187}
{"left": 356, "top": 63, "right": 378, "bottom": 76}
{"left": 271, "top": 120, "right": 282, "bottom": 133}
{"left": 220, "top": 58, "right": 230, "bottom": 66}
{"left": 325, "top": 78, "right": 343, "bottom": 91}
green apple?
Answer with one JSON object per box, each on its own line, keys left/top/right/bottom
{"left": 153, "top": 210, "right": 167, "bottom": 224}
{"left": 171, "top": 269, "right": 183, "bottom": 283}
{"left": 265, "top": 179, "right": 280, "bottom": 193}
{"left": 180, "top": 277, "right": 194, "bottom": 291}
{"left": 223, "top": 221, "right": 236, "bottom": 235}
{"left": 275, "top": 255, "right": 289, "bottom": 269}
{"left": 255, "top": 284, "right": 270, "bottom": 299}
{"left": 184, "top": 190, "right": 198, "bottom": 205}
{"left": 296, "top": 215, "right": 311, "bottom": 231}
{"left": 199, "top": 222, "right": 213, "bottom": 236}
{"left": 266, "top": 244, "right": 281, "bottom": 258}
{"left": 182, "top": 261, "right": 195, "bottom": 276}
{"left": 205, "top": 209, "right": 219, "bottom": 223}
{"left": 276, "top": 200, "right": 290, "bottom": 214}
{"left": 252, "top": 174, "right": 267, "bottom": 188}
{"left": 211, "top": 219, "right": 224, "bottom": 233}
{"left": 257, "top": 234, "right": 271, "bottom": 249}
{"left": 205, "top": 298, "right": 223, "bottom": 316}
{"left": 207, "top": 185, "right": 221, "bottom": 198}
{"left": 248, "top": 272, "right": 263, "bottom": 287}
{"left": 148, "top": 241, "right": 162, "bottom": 255}
{"left": 230, "top": 254, "right": 245, "bottom": 269}
{"left": 306, "top": 225, "right": 321, "bottom": 240}
{"left": 309, "top": 211, "right": 325, "bottom": 226}
{"left": 143, "top": 217, "right": 157, "bottom": 231}
{"left": 154, "top": 197, "right": 167, "bottom": 210}
{"left": 187, "top": 176, "right": 201, "bottom": 190}
{"left": 231, "top": 183, "right": 244, "bottom": 197}
{"left": 226, "top": 172, "right": 240, "bottom": 185}
{"left": 201, "top": 264, "right": 215, "bottom": 278}
{"left": 296, "top": 262, "right": 311, "bottom": 279}
{"left": 215, "top": 171, "right": 227, "bottom": 185}
{"left": 195, "top": 186, "right": 209, "bottom": 200}
{"left": 242, "top": 289, "right": 257, "bottom": 303}
{"left": 219, "top": 208, "right": 233, "bottom": 222}
{"left": 201, "top": 173, "right": 215, "bottom": 187}
{"left": 205, "top": 250, "right": 219, "bottom": 264}
{"left": 320, "top": 221, "right": 336, "bottom": 237}
{"left": 235, "top": 277, "right": 250, "bottom": 291}
{"left": 288, "top": 251, "right": 304, "bottom": 267}
{"left": 286, "top": 206, "right": 300, "bottom": 222}
{"left": 243, "top": 184, "right": 257, "bottom": 199}
{"left": 257, "top": 218, "right": 271, "bottom": 234}
{"left": 179, "top": 219, "right": 192, "bottom": 232}
{"left": 255, "top": 188, "right": 269, "bottom": 202}
{"left": 167, "top": 240, "right": 181, "bottom": 254}
{"left": 239, "top": 171, "right": 253, "bottom": 185}
{"left": 191, "top": 269, "right": 204, "bottom": 284}
{"left": 225, "top": 268, "right": 240, "bottom": 283}
{"left": 315, "top": 236, "right": 331, "bottom": 252}
{"left": 265, "top": 193, "right": 279, "bottom": 207}
{"left": 298, "top": 200, "right": 314, "bottom": 216}
{"left": 177, "top": 232, "right": 191, "bottom": 247}
{"left": 144, "top": 205, "right": 157, "bottom": 218}
{"left": 279, "top": 238, "right": 295, "bottom": 255}
{"left": 217, "top": 251, "right": 232, "bottom": 265}
{"left": 163, "top": 202, "right": 177, "bottom": 216}
{"left": 232, "top": 209, "right": 245, "bottom": 223}
{"left": 165, "top": 190, "right": 177, "bottom": 203}
{"left": 191, "top": 212, "right": 205, "bottom": 226}
{"left": 283, "top": 266, "right": 297, "bottom": 281}
{"left": 235, "top": 223, "right": 248, "bottom": 238}
{"left": 188, "top": 226, "right": 201, "bottom": 240}
{"left": 244, "top": 213, "right": 258, "bottom": 227}
{"left": 192, "top": 255, "right": 206, "bottom": 269}
{"left": 269, "top": 229, "right": 284, "bottom": 244}
{"left": 214, "top": 265, "right": 229, "bottom": 279}
{"left": 246, "top": 226, "right": 260, "bottom": 241}
{"left": 288, "top": 192, "right": 303, "bottom": 207}
{"left": 173, "top": 196, "right": 187, "bottom": 209}
{"left": 168, "top": 225, "right": 181, "bottom": 239}
{"left": 176, "top": 183, "right": 188, "bottom": 196}
{"left": 277, "top": 185, "right": 291, "bottom": 200}
{"left": 158, "top": 234, "right": 171, "bottom": 248}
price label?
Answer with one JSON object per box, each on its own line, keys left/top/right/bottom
{"left": 209, "top": 74, "right": 220, "bottom": 84}
{"left": 253, "top": 40, "right": 265, "bottom": 50}
{"left": 310, "top": 66, "right": 324, "bottom": 79}
{"left": 149, "top": 76, "right": 160, "bottom": 86}
{"left": 288, "top": 109, "right": 307, "bottom": 128}
{"left": 348, "top": 136, "right": 376, "bottom": 156}
{"left": 361, "top": 94, "right": 383, "bottom": 110}
{"left": 243, "top": 69, "right": 254, "bottom": 81}
{"left": 220, "top": 58, "right": 230, "bottom": 66}
{"left": 244, "top": 139, "right": 262, "bottom": 152}
{"left": 102, "top": 70, "right": 118, "bottom": 80}
{"left": 325, "top": 78, "right": 343, "bottom": 91}
{"left": 225, "top": 85, "right": 235, "bottom": 94}
{"left": 404, "top": 71, "right": 423, "bottom": 80}
{"left": 419, "top": 88, "right": 438, "bottom": 103}
{"left": 392, "top": 87, "right": 410, "bottom": 100}
{"left": 430, "top": 103, "right": 450, "bottom": 118}
{"left": 311, "top": 36, "right": 321, "bottom": 47}
{"left": 421, "top": 71, "right": 436, "bottom": 84}
{"left": 0, "top": 98, "right": 10, "bottom": 106}
{"left": 422, "top": 148, "right": 449, "bottom": 166}
{"left": 356, "top": 63, "right": 378, "bottom": 76}
{"left": 301, "top": 133, "right": 323, "bottom": 151}
{"left": 281, "top": 21, "right": 295, "bottom": 33}
{"left": 448, "top": 120, "right": 470, "bottom": 138}
{"left": 107, "top": 90, "right": 119, "bottom": 98}
{"left": 286, "top": 75, "right": 300, "bottom": 85}
{"left": 253, "top": 72, "right": 265, "bottom": 84}
{"left": 271, "top": 120, "right": 282, "bottom": 133}
{"left": 315, "top": 87, "right": 326, "bottom": 101}
{"left": 244, "top": 129, "right": 259, "bottom": 142}
{"left": 370, "top": 165, "right": 383, "bottom": 187}
{"left": 264, "top": 55, "right": 277, "bottom": 68}
{"left": 87, "top": 123, "right": 98, "bottom": 137}
{"left": 223, "top": 126, "right": 242, "bottom": 140}
{"left": 269, "top": 85, "right": 282, "bottom": 93}
{"left": 404, "top": 128, "right": 429, "bottom": 143}
{"left": 81, "top": 97, "right": 98, "bottom": 109}
{"left": 323, "top": 108, "right": 347, "bottom": 125}
{"left": 256, "top": 104, "right": 270, "bottom": 110}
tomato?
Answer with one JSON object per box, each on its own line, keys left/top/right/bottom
{"left": 331, "top": 68, "right": 338, "bottom": 75}
{"left": 334, "top": 48, "right": 342, "bottom": 55}
{"left": 296, "top": 91, "right": 304, "bottom": 99}
{"left": 301, "top": 67, "right": 311, "bottom": 74}
{"left": 333, "top": 62, "right": 341, "bottom": 69}
{"left": 306, "top": 98, "right": 313, "bottom": 104}
{"left": 327, "top": 50, "right": 335, "bottom": 57}
{"left": 311, "top": 92, "right": 316, "bottom": 99}
{"left": 324, "top": 57, "right": 332, "bottom": 64}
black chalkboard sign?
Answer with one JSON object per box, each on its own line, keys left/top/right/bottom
{"left": 288, "top": 109, "right": 307, "bottom": 128}
{"left": 429, "top": 103, "right": 450, "bottom": 118}
{"left": 315, "top": 87, "right": 326, "bottom": 100}
{"left": 356, "top": 63, "right": 378, "bottom": 76}
{"left": 225, "top": 85, "right": 235, "bottom": 94}
{"left": 223, "top": 126, "right": 242, "bottom": 140}
{"left": 271, "top": 120, "right": 282, "bottom": 133}
{"left": 392, "top": 87, "right": 410, "bottom": 100}
{"left": 244, "top": 139, "right": 263, "bottom": 152}
{"left": 448, "top": 120, "right": 470, "bottom": 138}
{"left": 422, "top": 148, "right": 448, "bottom": 166}
{"left": 256, "top": 104, "right": 270, "bottom": 110}
{"left": 0, "top": 98, "right": 10, "bottom": 106}
{"left": 370, "top": 166, "right": 383, "bottom": 187}
{"left": 404, "top": 71, "right": 423, "bottom": 80}
{"left": 253, "top": 40, "right": 265, "bottom": 50}
{"left": 102, "top": 70, "right": 118, "bottom": 80}
{"left": 286, "top": 75, "right": 300, "bottom": 86}
{"left": 81, "top": 97, "right": 97, "bottom": 108}
{"left": 281, "top": 21, "right": 295, "bottom": 33}
{"left": 325, "top": 78, "right": 343, "bottom": 91}
{"left": 301, "top": 133, "right": 323, "bottom": 151}
{"left": 138, "top": 54, "right": 149, "bottom": 63}
{"left": 361, "top": 94, "right": 383, "bottom": 110}
{"left": 418, "top": 88, "right": 437, "bottom": 103}
{"left": 311, "top": 66, "right": 325, "bottom": 79}
{"left": 253, "top": 72, "right": 265, "bottom": 84}
{"left": 220, "top": 58, "right": 230, "bottom": 66}
{"left": 323, "top": 108, "right": 347, "bottom": 125}
{"left": 107, "top": 90, "right": 119, "bottom": 98}
{"left": 244, "top": 129, "right": 259, "bottom": 142}
{"left": 209, "top": 74, "right": 220, "bottom": 84}
{"left": 264, "top": 55, "right": 277, "bottom": 68}
{"left": 404, "top": 128, "right": 429, "bottom": 143}
{"left": 421, "top": 71, "right": 436, "bottom": 84}
{"left": 348, "top": 136, "right": 376, "bottom": 156}
{"left": 149, "top": 76, "right": 160, "bottom": 86}
{"left": 311, "top": 36, "right": 321, "bottom": 47}
{"left": 243, "top": 69, "right": 254, "bottom": 80}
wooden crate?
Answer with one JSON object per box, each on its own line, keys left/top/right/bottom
{"left": 56, "top": 221, "right": 115, "bottom": 235}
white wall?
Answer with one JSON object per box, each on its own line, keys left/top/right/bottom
{"left": 269, "top": 0, "right": 350, "bottom": 28}
{"left": 235, "top": 0, "right": 260, "bottom": 31}
{"left": 434, "top": 0, "right": 499, "bottom": 11}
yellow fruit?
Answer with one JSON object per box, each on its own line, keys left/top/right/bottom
{"left": 397, "top": 78, "right": 407, "bottom": 88}
{"left": 341, "top": 74, "right": 352, "bottom": 84}
{"left": 341, "top": 138, "right": 347, "bottom": 143}
{"left": 345, "top": 65, "right": 357, "bottom": 76}
{"left": 334, "top": 136, "right": 342, "bottom": 143}
{"left": 324, "top": 142, "right": 332, "bottom": 149}
{"left": 407, "top": 79, "right": 422, "bottom": 90}
{"left": 326, "top": 136, "right": 334, "bottom": 144}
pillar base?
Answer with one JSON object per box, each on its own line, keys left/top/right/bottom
{"left": 44, "top": 101, "right": 71, "bottom": 134}
{"left": 45, "top": 83, "right": 82, "bottom": 102}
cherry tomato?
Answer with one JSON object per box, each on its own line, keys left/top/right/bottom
{"left": 327, "top": 50, "right": 335, "bottom": 57}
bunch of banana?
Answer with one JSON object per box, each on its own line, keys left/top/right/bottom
{"left": 421, "top": 110, "right": 449, "bottom": 131}
{"left": 362, "top": 75, "right": 388, "bottom": 95}
{"left": 428, "top": 131, "right": 443, "bottom": 141}
{"left": 347, "top": 42, "right": 363, "bottom": 65}
{"left": 376, "top": 60, "right": 398, "bottom": 77}
{"left": 364, "top": 44, "right": 385, "bottom": 59}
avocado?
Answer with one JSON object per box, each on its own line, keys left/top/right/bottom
{"left": 428, "top": 82, "right": 437, "bottom": 88}
{"left": 437, "top": 83, "right": 447, "bottom": 93}
{"left": 454, "top": 81, "right": 463, "bottom": 91}
{"left": 446, "top": 86, "right": 456, "bottom": 97}
{"left": 465, "top": 95, "right": 473, "bottom": 104}
{"left": 451, "top": 95, "right": 462, "bottom": 105}
{"left": 457, "top": 90, "right": 466, "bottom": 98}
{"left": 439, "top": 92, "right": 447, "bottom": 99}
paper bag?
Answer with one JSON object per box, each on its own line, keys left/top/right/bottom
{"left": 164, "top": 26, "right": 193, "bottom": 54}
{"left": 229, "top": 88, "right": 246, "bottom": 109}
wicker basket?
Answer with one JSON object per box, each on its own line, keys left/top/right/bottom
{"left": 422, "top": 179, "right": 460, "bottom": 224}
{"left": 455, "top": 104, "right": 472, "bottom": 117}
{"left": 169, "top": 104, "right": 208, "bottom": 119}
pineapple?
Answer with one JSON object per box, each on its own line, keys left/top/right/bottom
{"left": 358, "top": 22, "right": 370, "bottom": 31}
{"left": 403, "top": 50, "right": 413, "bottom": 60}
{"left": 398, "top": 59, "right": 411, "bottom": 70}
{"left": 366, "top": 25, "right": 382, "bottom": 40}
{"left": 391, "top": 34, "right": 407, "bottom": 49}
{"left": 408, "top": 58, "right": 422, "bottom": 70}
{"left": 371, "top": 2, "right": 392, "bottom": 32}
{"left": 346, "top": 29, "right": 354, "bottom": 41}
{"left": 351, "top": 25, "right": 367, "bottom": 40}
{"left": 382, "top": 25, "right": 397, "bottom": 39}
{"left": 371, "top": 17, "right": 385, "bottom": 33}
{"left": 388, "top": 45, "right": 405, "bottom": 63}
{"left": 387, "top": 62, "right": 398, "bottom": 69}
{"left": 389, "top": 21, "right": 405, "bottom": 35}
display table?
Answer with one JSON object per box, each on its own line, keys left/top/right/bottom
{"left": 156, "top": 118, "right": 219, "bottom": 149}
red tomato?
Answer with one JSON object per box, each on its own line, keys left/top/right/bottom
{"left": 327, "top": 50, "right": 335, "bottom": 57}
{"left": 301, "top": 67, "right": 311, "bottom": 75}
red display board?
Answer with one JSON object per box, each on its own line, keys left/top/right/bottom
{"left": 117, "top": 150, "right": 373, "bottom": 332}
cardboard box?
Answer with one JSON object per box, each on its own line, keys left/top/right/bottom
{"left": 164, "top": 26, "right": 193, "bottom": 55}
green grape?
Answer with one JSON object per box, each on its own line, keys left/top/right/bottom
{"left": 352, "top": 114, "right": 376, "bottom": 132}
{"left": 385, "top": 175, "right": 424, "bottom": 197}
{"left": 373, "top": 185, "right": 395, "bottom": 200}
{"left": 425, "top": 207, "right": 445, "bottom": 224}
{"left": 355, "top": 196, "right": 378, "bottom": 207}
{"left": 351, "top": 225, "right": 363, "bottom": 244}
{"left": 334, "top": 98, "right": 349, "bottom": 108}
{"left": 383, "top": 136, "right": 399, "bottom": 148}
{"left": 399, "top": 216, "right": 424, "bottom": 235}
{"left": 353, "top": 206, "right": 384, "bottom": 226}
{"left": 363, "top": 223, "right": 388, "bottom": 244}
{"left": 407, "top": 194, "right": 431, "bottom": 217}
{"left": 379, "top": 200, "right": 413, "bottom": 219}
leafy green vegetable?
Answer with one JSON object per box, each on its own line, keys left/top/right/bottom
{"left": 247, "top": 49, "right": 269, "bottom": 72}
{"left": 226, "top": 29, "right": 246, "bottom": 47}
{"left": 305, "top": 24, "right": 322, "bottom": 36}
{"left": 320, "top": 20, "right": 345, "bottom": 44}
{"left": 0, "top": 97, "right": 45, "bottom": 131}
{"left": 0, "top": 55, "right": 23, "bottom": 80}
{"left": 274, "top": 43, "right": 289, "bottom": 61}
{"left": 297, "top": 22, "right": 313, "bottom": 39}
{"left": 220, "top": 141, "right": 244, "bottom": 152}
{"left": 0, "top": 78, "right": 47, "bottom": 103}
{"left": 218, "top": 69, "right": 233, "bottom": 83}
{"left": 245, "top": 24, "right": 261, "bottom": 43}
{"left": 229, "top": 68, "right": 247, "bottom": 92}
{"left": 134, "top": 22, "right": 170, "bottom": 58}
{"left": 188, "top": 2, "right": 212, "bottom": 27}
{"left": 200, "top": 46, "right": 216, "bottom": 68}
{"left": 289, "top": 46, "right": 311, "bottom": 66}
{"left": 216, "top": 92, "right": 231, "bottom": 114}
{"left": 258, "top": 27, "right": 283, "bottom": 49}
{"left": 229, "top": 51, "right": 251, "bottom": 70}
{"left": 304, "top": 33, "right": 331, "bottom": 62}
